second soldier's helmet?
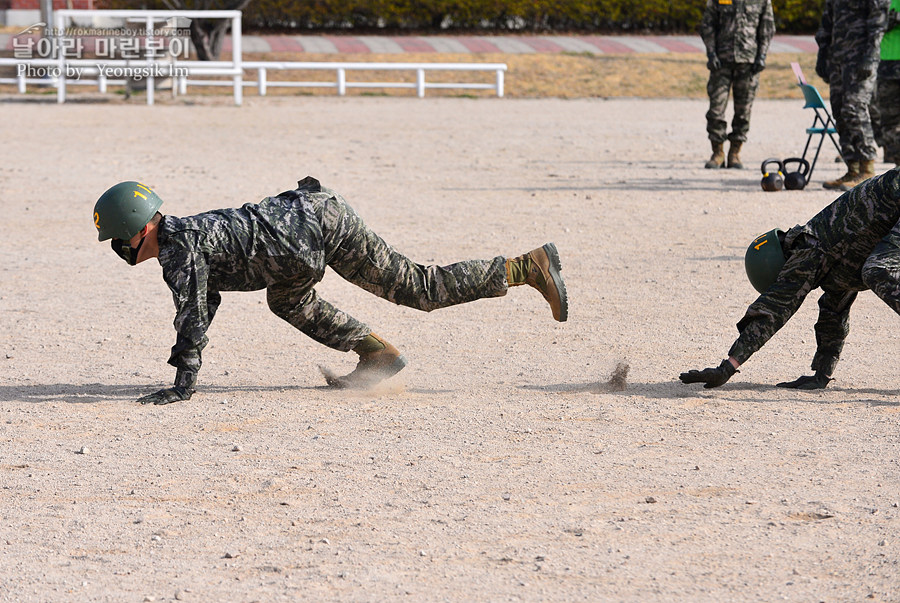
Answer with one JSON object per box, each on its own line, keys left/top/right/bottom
{"left": 745, "top": 228, "right": 786, "bottom": 293}
{"left": 93, "top": 181, "right": 163, "bottom": 241}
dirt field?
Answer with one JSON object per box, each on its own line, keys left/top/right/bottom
{"left": 1, "top": 96, "right": 899, "bottom": 602}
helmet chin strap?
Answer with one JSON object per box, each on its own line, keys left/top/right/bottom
{"left": 111, "top": 234, "right": 145, "bottom": 265}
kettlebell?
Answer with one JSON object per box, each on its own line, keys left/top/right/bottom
{"left": 760, "top": 158, "right": 784, "bottom": 192}
{"left": 782, "top": 157, "right": 810, "bottom": 190}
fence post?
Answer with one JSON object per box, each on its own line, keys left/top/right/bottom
{"left": 416, "top": 68, "right": 425, "bottom": 98}
{"left": 17, "top": 73, "right": 26, "bottom": 94}
{"left": 496, "top": 68, "right": 504, "bottom": 98}
{"left": 231, "top": 13, "right": 242, "bottom": 106}
{"left": 337, "top": 68, "right": 346, "bottom": 96}
{"left": 258, "top": 67, "right": 267, "bottom": 96}
{"left": 146, "top": 15, "right": 155, "bottom": 105}
{"left": 55, "top": 11, "right": 65, "bottom": 103}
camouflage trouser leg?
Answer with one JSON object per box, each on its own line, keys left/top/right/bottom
{"left": 877, "top": 77, "right": 900, "bottom": 162}
{"left": 871, "top": 79, "right": 883, "bottom": 148}
{"left": 267, "top": 189, "right": 509, "bottom": 352}
{"left": 862, "top": 224, "right": 900, "bottom": 316}
{"left": 706, "top": 63, "right": 760, "bottom": 144}
{"left": 267, "top": 277, "right": 371, "bottom": 352}
{"left": 314, "top": 187, "right": 508, "bottom": 307}
{"left": 830, "top": 63, "right": 878, "bottom": 161}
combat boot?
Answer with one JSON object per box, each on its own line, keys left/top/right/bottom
{"left": 506, "top": 242, "right": 568, "bottom": 322}
{"left": 327, "top": 333, "right": 407, "bottom": 389}
{"left": 726, "top": 141, "right": 743, "bottom": 169}
{"left": 836, "top": 159, "right": 876, "bottom": 191}
{"left": 823, "top": 161, "right": 860, "bottom": 190}
{"left": 704, "top": 141, "right": 725, "bottom": 169}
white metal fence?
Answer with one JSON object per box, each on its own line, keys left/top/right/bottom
{"left": 0, "top": 9, "right": 507, "bottom": 104}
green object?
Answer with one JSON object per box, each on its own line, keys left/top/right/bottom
{"left": 93, "top": 181, "right": 163, "bottom": 241}
{"left": 883, "top": 0, "right": 900, "bottom": 61}
{"left": 745, "top": 228, "right": 785, "bottom": 293}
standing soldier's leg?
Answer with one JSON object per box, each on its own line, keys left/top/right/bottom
{"left": 726, "top": 64, "right": 760, "bottom": 169}
{"left": 705, "top": 65, "right": 733, "bottom": 168}
{"left": 824, "top": 65, "right": 861, "bottom": 189}
{"left": 877, "top": 76, "right": 900, "bottom": 166}
{"left": 871, "top": 79, "right": 883, "bottom": 150}
{"left": 839, "top": 68, "right": 879, "bottom": 176}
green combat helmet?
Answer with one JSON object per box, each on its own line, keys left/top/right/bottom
{"left": 745, "top": 228, "right": 785, "bottom": 293}
{"left": 93, "top": 181, "right": 163, "bottom": 241}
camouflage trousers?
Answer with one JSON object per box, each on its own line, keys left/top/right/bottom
{"left": 705, "top": 63, "right": 760, "bottom": 144}
{"left": 265, "top": 188, "right": 509, "bottom": 352}
{"left": 876, "top": 76, "right": 900, "bottom": 163}
{"left": 828, "top": 61, "right": 878, "bottom": 161}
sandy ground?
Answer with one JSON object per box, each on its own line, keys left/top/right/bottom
{"left": 1, "top": 95, "right": 899, "bottom": 602}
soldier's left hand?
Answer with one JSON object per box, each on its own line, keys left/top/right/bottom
{"left": 137, "top": 386, "right": 193, "bottom": 405}
{"left": 776, "top": 371, "right": 833, "bottom": 390}
{"left": 751, "top": 58, "right": 765, "bottom": 74}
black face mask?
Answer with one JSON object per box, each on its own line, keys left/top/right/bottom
{"left": 111, "top": 236, "right": 145, "bottom": 266}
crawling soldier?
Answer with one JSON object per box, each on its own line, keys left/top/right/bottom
{"left": 93, "top": 177, "right": 568, "bottom": 405}
{"left": 681, "top": 167, "right": 900, "bottom": 389}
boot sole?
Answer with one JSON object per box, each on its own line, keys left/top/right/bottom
{"left": 323, "top": 354, "right": 408, "bottom": 389}
{"left": 542, "top": 242, "right": 568, "bottom": 322}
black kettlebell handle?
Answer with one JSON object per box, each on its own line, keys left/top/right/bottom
{"left": 761, "top": 158, "right": 784, "bottom": 176}
{"left": 782, "top": 157, "right": 810, "bottom": 175}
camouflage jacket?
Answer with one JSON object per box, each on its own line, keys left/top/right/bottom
{"left": 700, "top": 0, "right": 775, "bottom": 64}
{"left": 728, "top": 168, "right": 900, "bottom": 374}
{"left": 156, "top": 193, "right": 325, "bottom": 387}
{"left": 816, "top": 0, "right": 889, "bottom": 70}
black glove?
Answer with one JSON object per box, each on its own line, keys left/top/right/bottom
{"left": 776, "top": 371, "right": 833, "bottom": 390}
{"left": 889, "top": 10, "right": 900, "bottom": 31}
{"left": 751, "top": 57, "right": 766, "bottom": 74}
{"left": 707, "top": 53, "right": 721, "bottom": 71}
{"left": 137, "top": 386, "right": 193, "bottom": 405}
{"left": 679, "top": 359, "right": 737, "bottom": 389}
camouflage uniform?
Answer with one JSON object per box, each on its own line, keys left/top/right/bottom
{"left": 156, "top": 177, "right": 508, "bottom": 388}
{"left": 877, "top": 0, "right": 900, "bottom": 164}
{"left": 815, "top": 0, "right": 889, "bottom": 162}
{"left": 728, "top": 167, "right": 900, "bottom": 375}
{"left": 700, "top": 0, "right": 775, "bottom": 144}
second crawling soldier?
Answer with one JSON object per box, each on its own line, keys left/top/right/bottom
{"left": 680, "top": 167, "right": 900, "bottom": 390}
{"left": 700, "top": 0, "right": 775, "bottom": 170}
{"left": 92, "top": 177, "right": 568, "bottom": 405}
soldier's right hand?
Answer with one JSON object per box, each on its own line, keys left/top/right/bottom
{"left": 137, "top": 386, "right": 194, "bottom": 405}
{"left": 706, "top": 53, "right": 721, "bottom": 71}
{"left": 679, "top": 360, "right": 737, "bottom": 389}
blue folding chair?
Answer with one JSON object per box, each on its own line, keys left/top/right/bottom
{"left": 791, "top": 62, "right": 843, "bottom": 183}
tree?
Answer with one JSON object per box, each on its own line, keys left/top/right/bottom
{"left": 161, "top": 0, "right": 251, "bottom": 61}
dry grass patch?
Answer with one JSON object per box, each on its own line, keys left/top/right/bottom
{"left": 0, "top": 50, "right": 828, "bottom": 100}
